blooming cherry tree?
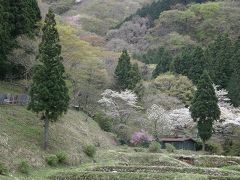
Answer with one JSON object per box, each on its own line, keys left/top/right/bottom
{"left": 214, "top": 85, "right": 240, "bottom": 126}
{"left": 147, "top": 104, "right": 170, "bottom": 137}
{"left": 98, "top": 89, "right": 141, "bottom": 124}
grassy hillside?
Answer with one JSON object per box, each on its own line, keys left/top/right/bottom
{"left": 0, "top": 83, "right": 114, "bottom": 171}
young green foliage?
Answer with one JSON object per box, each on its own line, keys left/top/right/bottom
{"left": 190, "top": 71, "right": 220, "bottom": 150}
{"left": 28, "top": 9, "right": 69, "bottom": 150}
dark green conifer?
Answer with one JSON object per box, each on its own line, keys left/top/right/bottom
{"left": 171, "top": 46, "right": 193, "bottom": 76}
{"left": 190, "top": 70, "right": 220, "bottom": 151}
{"left": 152, "top": 48, "right": 172, "bottom": 79}
{"left": 207, "top": 34, "right": 233, "bottom": 88}
{"left": 114, "top": 50, "right": 132, "bottom": 90}
{"left": 0, "top": 1, "right": 12, "bottom": 79}
{"left": 9, "top": 0, "right": 41, "bottom": 37}
{"left": 188, "top": 46, "right": 207, "bottom": 84}
{"left": 227, "top": 37, "right": 240, "bottom": 107}
{"left": 28, "top": 9, "right": 69, "bottom": 150}
{"left": 128, "top": 63, "right": 141, "bottom": 90}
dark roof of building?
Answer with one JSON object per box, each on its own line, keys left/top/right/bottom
{"left": 160, "top": 137, "right": 196, "bottom": 142}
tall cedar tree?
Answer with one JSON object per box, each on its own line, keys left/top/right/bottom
{"left": 152, "top": 48, "right": 172, "bottom": 79}
{"left": 227, "top": 37, "right": 240, "bottom": 107}
{"left": 207, "top": 34, "right": 233, "bottom": 89}
{"left": 128, "top": 63, "right": 141, "bottom": 90}
{"left": 190, "top": 71, "right": 220, "bottom": 151}
{"left": 115, "top": 50, "right": 132, "bottom": 90}
{"left": 188, "top": 46, "right": 207, "bottom": 85}
{"left": 171, "top": 46, "right": 193, "bottom": 76}
{"left": 9, "top": 0, "right": 41, "bottom": 37}
{"left": 0, "top": 1, "right": 12, "bottom": 79}
{"left": 28, "top": 9, "right": 69, "bottom": 150}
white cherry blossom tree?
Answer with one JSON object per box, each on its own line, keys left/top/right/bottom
{"left": 98, "top": 89, "right": 141, "bottom": 124}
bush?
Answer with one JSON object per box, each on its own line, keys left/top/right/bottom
{"left": 56, "top": 151, "right": 67, "bottom": 164}
{"left": 149, "top": 141, "right": 161, "bottom": 153}
{"left": 84, "top": 145, "right": 96, "bottom": 158}
{"left": 94, "top": 113, "right": 112, "bottom": 132}
{"left": 46, "top": 155, "right": 59, "bottom": 167}
{"left": 206, "top": 143, "right": 223, "bottom": 154}
{"left": 0, "top": 162, "right": 8, "bottom": 175}
{"left": 134, "top": 147, "right": 146, "bottom": 152}
{"left": 18, "top": 161, "right": 30, "bottom": 174}
{"left": 165, "top": 143, "right": 176, "bottom": 153}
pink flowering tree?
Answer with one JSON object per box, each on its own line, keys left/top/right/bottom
{"left": 130, "top": 129, "right": 154, "bottom": 147}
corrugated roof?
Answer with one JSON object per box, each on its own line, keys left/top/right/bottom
{"left": 160, "top": 137, "right": 196, "bottom": 142}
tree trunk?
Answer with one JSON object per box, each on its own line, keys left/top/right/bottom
{"left": 202, "top": 140, "right": 205, "bottom": 151}
{"left": 43, "top": 115, "right": 49, "bottom": 150}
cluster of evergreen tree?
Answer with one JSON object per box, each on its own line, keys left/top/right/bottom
{"left": 171, "top": 34, "right": 240, "bottom": 106}
{"left": 115, "top": 0, "right": 210, "bottom": 29}
{"left": 114, "top": 50, "right": 141, "bottom": 91}
{"left": 133, "top": 47, "right": 171, "bottom": 65}
{"left": 0, "top": 0, "right": 41, "bottom": 80}
{"left": 144, "top": 34, "right": 239, "bottom": 106}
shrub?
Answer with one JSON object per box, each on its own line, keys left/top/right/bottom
{"left": 46, "top": 155, "right": 59, "bottom": 167}
{"left": 149, "top": 141, "right": 161, "bottom": 153}
{"left": 18, "top": 161, "right": 30, "bottom": 174}
{"left": 0, "top": 162, "right": 8, "bottom": 175}
{"left": 130, "top": 130, "right": 154, "bottom": 147}
{"left": 56, "top": 151, "right": 67, "bottom": 164}
{"left": 206, "top": 143, "right": 223, "bottom": 154}
{"left": 165, "top": 143, "right": 176, "bottom": 153}
{"left": 84, "top": 145, "right": 96, "bottom": 158}
{"left": 134, "top": 147, "right": 146, "bottom": 152}
{"left": 94, "top": 113, "right": 112, "bottom": 132}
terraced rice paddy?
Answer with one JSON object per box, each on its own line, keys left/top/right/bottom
{"left": 50, "top": 148, "right": 240, "bottom": 180}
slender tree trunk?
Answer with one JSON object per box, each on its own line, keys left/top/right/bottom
{"left": 43, "top": 115, "right": 49, "bottom": 150}
{"left": 202, "top": 140, "right": 205, "bottom": 151}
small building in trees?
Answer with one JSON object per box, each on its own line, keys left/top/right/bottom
{"left": 160, "top": 137, "right": 197, "bottom": 151}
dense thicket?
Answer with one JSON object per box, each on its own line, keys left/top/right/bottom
{"left": 144, "top": 34, "right": 239, "bottom": 105}
{"left": 115, "top": 0, "right": 211, "bottom": 29}
{"left": 9, "top": 0, "right": 41, "bottom": 37}
{"left": 0, "top": 0, "right": 41, "bottom": 80}
{"left": 152, "top": 48, "right": 172, "bottom": 79}
{"left": 227, "top": 37, "right": 240, "bottom": 107}
{"left": 207, "top": 34, "right": 233, "bottom": 89}
{"left": 0, "top": 1, "right": 12, "bottom": 79}
{"left": 190, "top": 71, "right": 220, "bottom": 151}
{"left": 134, "top": 48, "right": 169, "bottom": 64}
{"left": 28, "top": 9, "right": 69, "bottom": 150}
